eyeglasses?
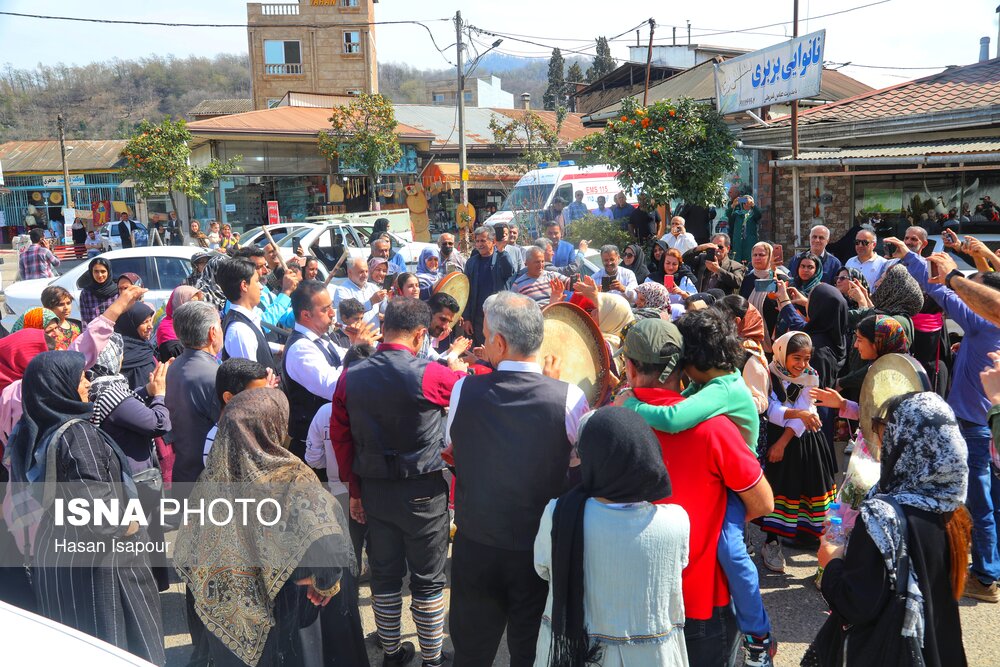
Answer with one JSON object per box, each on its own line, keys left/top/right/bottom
{"left": 623, "top": 252, "right": 635, "bottom": 258}
{"left": 854, "top": 240, "right": 872, "bottom": 246}
{"left": 835, "top": 275, "right": 849, "bottom": 282}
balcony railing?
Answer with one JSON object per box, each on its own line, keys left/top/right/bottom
{"left": 264, "top": 63, "right": 303, "bottom": 75}
{"left": 261, "top": 4, "right": 299, "bottom": 15}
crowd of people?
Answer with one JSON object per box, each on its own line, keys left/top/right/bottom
{"left": 0, "top": 205, "right": 998, "bottom": 667}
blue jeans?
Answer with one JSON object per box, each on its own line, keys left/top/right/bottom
{"left": 718, "top": 490, "right": 771, "bottom": 636}
{"left": 962, "top": 422, "right": 1000, "bottom": 583}
{"left": 684, "top": 604, "right": 740, "bottom": 667}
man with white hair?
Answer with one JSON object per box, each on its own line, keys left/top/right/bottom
{"left": 787, "top": 224, "right": 842, "bottom": 285}
{"left": 447, "top": 291, "right": 589, "bottom": 665}
{"left": 662, "top": 216, "right": 698, "bottom": 255}
{"left": 903, "top": 225, "right": 930, "bottom": 256}
{"left": 511, "top": 245, "right": 567, "bottom": 306}
{"left": 331, "top": 256, "right": 387, "bottom": 328}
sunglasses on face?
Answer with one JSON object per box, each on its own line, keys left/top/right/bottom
{"left": 623, "top": 252, "right": 635, "bottom": 258}
{"left": 835, "top": 275, "right": 849, "bottom": 282}
{"left": 440, "top": 242, "right": 454, "bottom": 246}
{"left": 855, "top": 240, "right": 872, "bottom": 246}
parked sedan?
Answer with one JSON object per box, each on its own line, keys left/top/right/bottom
{"left": 99, "top": 221, "right": 149, "bottom": 251}
{"left": 239, "top": 222, "right": 319, "bottom": 250}
{"left": 2, "top": 246, "right": 199, "bottom": 327}
{"left": 274, "top": 222, "right": 436, "bottom": 271}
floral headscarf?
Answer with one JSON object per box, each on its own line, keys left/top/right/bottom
{"left": 11, "top": 308, "right": 58, "bottom": 333}
{"left": 872, "top": 314, "right": 910, "bottom": 356}
{"left": 635, "top": 282, "right": 670, "bottom": 310}
{"left": 860, "top": 392, "right": 967, "bottom": 648}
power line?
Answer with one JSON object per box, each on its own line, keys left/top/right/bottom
{"left": 691, "top": 0, "right": 892, "bottom": 38}
{"left": 827, "top": 61, "right": 947, "bottom": 71}
{"left": 0, "top": 10, "right": 450, "bottom": 29}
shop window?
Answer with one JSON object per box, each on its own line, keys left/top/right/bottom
{"left": 343, "top": 31, "right": 361, "bottom": 54}
{"left": 263, "top": 40, "right": 302, "bottom": 74}
{"left": 463, "top": 91, "right": 473, "bottom": 104}
{"left": 339, "top": 0, "right": 360, "bottom": 6}
{"left": 432, "top": 93, "right": 446, "bottom": 103}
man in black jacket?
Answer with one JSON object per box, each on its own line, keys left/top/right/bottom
{"left": 462, "top": 225, "right": 514, "bottom": 345}
{"left": 683, "top": 232, "right": 746, "bottom": 294}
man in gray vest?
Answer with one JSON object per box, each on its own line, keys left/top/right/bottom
{"left": 446, "top": 291, "right": 590, "bottom": 666}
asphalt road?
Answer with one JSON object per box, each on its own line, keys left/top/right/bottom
{"left": 161, "top": 520, "right": 1000, "bottom": 667}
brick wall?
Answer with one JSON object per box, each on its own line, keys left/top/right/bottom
{"left": 757, "top": 153, "right": 854, "bottom": 253}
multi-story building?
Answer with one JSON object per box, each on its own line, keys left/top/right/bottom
{"left": 425, "top": 75, "right": 515, "bottom": 108}
{"left": 247, "top": 0, "right": 378, "bottom": 110}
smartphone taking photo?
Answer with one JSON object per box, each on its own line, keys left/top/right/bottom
{"left": 601, "top": 276, "right": 614, "bottom": 291}
{"left": 664, "top": 274, "right": 675, "bottom": 289}
{"left": 382, "top": 272, "right": 396, "bottom": 291}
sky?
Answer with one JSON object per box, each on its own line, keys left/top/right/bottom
{"left": 0, "top": 0, "right": 997, "bottom": 90}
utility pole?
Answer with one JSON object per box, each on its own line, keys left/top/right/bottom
{"left": 57, "top": 114, "right": 72, "bottom": 212}
{"left": 643, "top": 18, "right": 656, "bottom": 105}
{"left": 455, "top": 11, "right": 468, "bottom": 221}
{"left": 791, "top": 0, "right": 802, "bottom": 250}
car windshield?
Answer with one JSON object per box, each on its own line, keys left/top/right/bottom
{"left": 500, "top": 184, "right": 554, "bottom": 212}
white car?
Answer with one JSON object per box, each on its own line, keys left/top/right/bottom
{"left": 1, "top": 600, "right": 155, "bottom": 665}
{"left": 274, "top": 221, "right": 436, "bottom": 271}
{"left": 928, "top": 233, "right": 1000, "bottom": 276}
{"left": 239, "top": 223, "right": 320, "bottom": 250}
{"left": 99, "top": 221, "right": 150, "bottom": 251}
{"left": 2, "top": 246, "right": 199, "bottom": 327}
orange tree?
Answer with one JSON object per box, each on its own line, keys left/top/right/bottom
{"left": 120, "top": 118, "right": 239, "bottom": 243}
{"left": 573, "top": 96, "right": 736, "bottom": 209}
{"left": 318, "top": 93, "right": 403, "bottom": 211}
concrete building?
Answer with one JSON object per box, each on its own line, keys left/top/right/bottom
{"left": 426, "top": 75, "right": 515, "bottom": 108}
{"left": 247, "top": 0, "right": 379, "bottom": 111}
{"left": 627, "top": 43, "right": 750, "bottom": 69}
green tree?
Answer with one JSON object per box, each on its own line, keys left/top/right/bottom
{"left": 566, "top": 62, "right": 584, "bottom": 112}
{"left": 543, "top": 48, "right": 565, "bottom": 111}
{"left": 120, "top": 117, "right": 239, "bottom": 244}
{"left": 586, "top": 37, "right": 617, "bottom": 82}
{"left": 318, "top": 93, "right": 403, "bottom": 210}
{"left": 489, "top": 110, "right": 561, "bottom": 172}
{"left": 574, "top": 97, "right": 737, "bottom": 209}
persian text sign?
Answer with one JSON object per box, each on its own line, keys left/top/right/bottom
{"left": 714, "top": 30, "right": 825, "bottom": 115}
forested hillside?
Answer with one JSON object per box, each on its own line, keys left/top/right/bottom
{"left": 0, "top": 52, "right": 586, "bottom": 142}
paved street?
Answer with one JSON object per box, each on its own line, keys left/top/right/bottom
{"left": 161, "top": 521, "right": 1000, "bottom": 667}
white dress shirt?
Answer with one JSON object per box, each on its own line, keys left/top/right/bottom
{"left": 223, "top": 303, "right": 281, "bottom": 361}
{"left": 284, "top": 323, "right": 348, "bottom": 400}
{"left": 331, "top": 280, "right": 382, "bottom": 327}
{"left": 590, "top": 266, "right": 638, "bottom": 302}
{"left": 305, "top": 403, "right": 349, "bottom": 496}
{"left": 661, "top": 231, "right": 698, "bottom": 256}
{"left": 845, "top": 254, "right": 888, "bottom": 292}
{"left": 444, "top": 360, "right": 590, "bottom": 452}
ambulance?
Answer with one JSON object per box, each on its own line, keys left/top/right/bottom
{"left": 485, "top": 161, "right": 639, "bottom": 228}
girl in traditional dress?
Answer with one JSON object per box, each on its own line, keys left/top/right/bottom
{"left": 758, "top": 331, "right": 838, "bottom": 573}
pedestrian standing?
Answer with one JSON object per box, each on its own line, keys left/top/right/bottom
{"left": 18, "top": 228, "right": 60, "bottom": 280}
{"left": 447, "top": 291, "right": 589, "bottom": 666}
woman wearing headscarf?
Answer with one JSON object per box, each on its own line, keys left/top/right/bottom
{"left": 415, "top": 248, "right": 441, "bottom": 301}
{"left": 791, "top": 253, "right": 824, "bottom": 297}
{"left": 88, "top": 334, "right": 172, "bottom": 591}
{"left": 6, "top": 351, "right": 165, "bottom": 665}
{"left": 740, "top": 241, "right": 784, "bottom": 353}
{"left": 174, "top": 388, "right": 365, "bottom": 667}
{"left": 77, "top": 257, "right": 118, "bottom": 325}
{"left": 114, "top": 302, "right": 158, "bottom": 391}
{"left": 805, "top": 392, "right": 970, "bottom": 667}
{"left": 646, "top": 240, "right": 669, "bottom": 284}
{"left": 11, "top": 307, "right": 59, "bottom": 338}
{"left": 659, "top": 249, "right": 698, "bottom": 304}
{"left": 194, "top": 252, "right": 229, "bottom": 311}
{"left": 595, "top": 292, "right": 635, "bottom": 369}
{"left": 533, "top": 407, "right": 688, "bottom": 667}
{"left": 835, "top": 267, "right": 869, "bottom": 309}
{"left": 621, "top": 243, "right": 649, "bottom": 285}
{"left": 155, "top": 286, "right": 203, "bottom": 360}
{"left": 633, "top": 282, "right": 671, "bottom": 321}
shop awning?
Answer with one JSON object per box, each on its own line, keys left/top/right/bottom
{"left": 422, "top": 162, "right": 523, "bottom": 191}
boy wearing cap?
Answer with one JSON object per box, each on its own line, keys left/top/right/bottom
{"left": 620, "top": 315, "right": 775, "bottom": 667}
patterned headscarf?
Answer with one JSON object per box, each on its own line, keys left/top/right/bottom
{"left": 195, "top": 252, "right": 228, "bottom": 311}
{"left": 873, "top": 263, "right": 924, "bottom": 318}
{"left": 634, "top": 282, "right": 670, "bottom": 310}
{"left": 860, "top": 392, "right": 967, "bottom": 648}
{"left": 872, "top": 315, "right": 910, "bottom": 356}
{"left": 87, "top": 334, "right": 139, "bottom": 426}
{"left": 11, "top": 308, "right": 58, "bottom": 333}
{"left": 174, "top": 388, "right": 353, "bottom": 667}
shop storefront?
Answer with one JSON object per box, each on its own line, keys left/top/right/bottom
{"left": 421, "top": 162, "right": 522, "bottom": 227}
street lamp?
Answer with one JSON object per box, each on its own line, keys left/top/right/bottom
{"left": 455, "top": 10, "right": 503, "bottom": 230}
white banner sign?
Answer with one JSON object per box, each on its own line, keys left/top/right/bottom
{"left": 714, "top": 30, "right": 825, "bottom": 115}
{"left": 42, "top": 174, "right": 85, "bottom": 187}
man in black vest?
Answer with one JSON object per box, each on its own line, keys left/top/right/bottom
{"left": 216, "top": 258, "right": 278, "bottom": 371}
{"left": 330, "top": 298, "right": 466, "bottom": 667}
{"left": 446, "top": 291, "right": 590, "bottom": 666}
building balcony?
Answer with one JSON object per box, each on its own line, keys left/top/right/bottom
{"left": 264, "top": 63, "right": 303, "bottom": 75}
{"left": 260, "top": 3, "right": 299, "bottom": 15}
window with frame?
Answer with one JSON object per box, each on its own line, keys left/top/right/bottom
{"left": 343, "top": 31, "right": 361, "bottom": 54}
{"left": 266, "top": 98, "right": 282, "bottom": 109}
{"left": 432, "top": 93, "right": 446, "bottom": 103}
{"left": 339, "top": 0, "right": 360, "bottom": 6}
{"left": 463, "top": 91, "right": 473, "bottom": 103}
{"left": 263, "top": 40, "right": 302, "bottom": 74}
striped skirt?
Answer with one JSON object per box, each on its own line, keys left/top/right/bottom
{"left": 757, "top": 427, "right": 837, "bottom": 540}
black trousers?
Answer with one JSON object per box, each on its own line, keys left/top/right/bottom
{"left": 360, "top": 473, "right": 449, "bottom": 598}
{"left": 449, "top": 533, "right": 548, "bottom": 667}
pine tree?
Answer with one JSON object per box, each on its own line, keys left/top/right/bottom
{"left": 567, "top": 62, "right": 584, "bottom": 83}
{"left": 586, "top": 37, "right": 617, "bottom": 82}
{"left": 543, "top": 48, "right": 565, "bottom": 111}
